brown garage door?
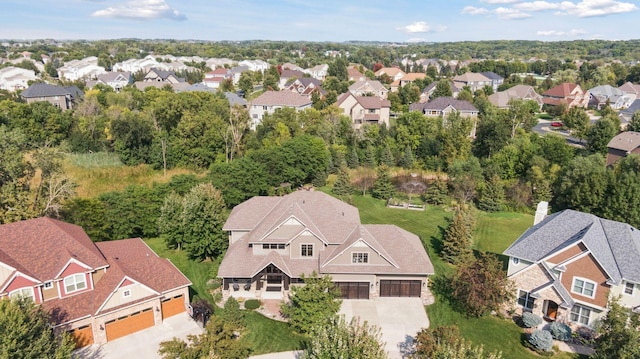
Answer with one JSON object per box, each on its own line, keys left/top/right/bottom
{"left": 379, "top": 280, "right": 421, "bottom": 297}
{"left": 105, "top": 308, "right": 155, "bottom": 342}
{"left": 161, "top": 294, "right": 185, "bottom": 319}
{"left": 334, "top": 282, "right": 369, "bottom": 299}
{"left": 69, "top": 324, "right": 94, "bottom": 348}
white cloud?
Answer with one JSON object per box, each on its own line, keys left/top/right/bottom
{"left": 515, "top": 1, "right": 561, "bottom": 11}
{"left": 558, "top": 0, "right": 637, "bottom": 17}
{"left": 397, "top": 21, "right": 446, "bottom": 33}
{"left": 91, "top": 0, "right": 186, "bottom": 21}
{"left": 495, "top": 7, "right": 532, "bottom": 18}
{"left": 516, "top": 0, "right": 637, "bottom": 16}
{"left": 537, "top": 28, "right": 587, "bottom": 36}
{"left": 480, "top": 0, "right": 521, "bottom": 3}
{"left": 461, "top": 6, "right": 490, "bottom": 15}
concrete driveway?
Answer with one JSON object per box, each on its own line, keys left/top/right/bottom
{"left": 73, "top": 313, "right": 203, "bottom": 359}
{"left": 339, "top": 298, "right": 429, "bottom": 359}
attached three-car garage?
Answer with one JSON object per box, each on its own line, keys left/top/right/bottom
{"left": 105, "top": 308, "right": 155, "bottom": 342}
{"left": 379, "top": 280, "right": 421, "bottom": 297}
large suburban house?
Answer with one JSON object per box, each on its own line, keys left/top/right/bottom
{"left": 0, "top": 217, "right": 191, "bottom": 347}
{"left": 143, "top": 68, "right": 185, "bottom": 84}
{"left": 86, "top": 71, "right": 133, "bottom": 92}
{"left": 504, "top": 208, "right": 640, "bottom": 329}
{"left": 542, "top": 83, "right": 589, "bottom": 109}
{"left": 218, "top": 190, "right": 434, "bottom": 302}
{"left": 619, "top": 99, "right": 640, "bottom": 123}
{"left": 0, "top": 66, "right": 38, "bottom": 92}
{"left": 390, "top": 73, "right": 427, "bottom": 92}
{"left": 57, "top": 56, "right": 106, "bottom": 82}
{"left": 488, "top": 84, "right": 544, "bottom": 110}
{"left": 605, "top": 131, "right": 640, "bottom": 167}
{"left": 336, "top": 92, "right": 391, "bottom": 128}
{"left": 248, "top": 91, "right": 312, "bottom": 129}
{"left": 419, "top": 81, "right": 460, "bottom": 103}
{"left": 452, "top": 72, "right": 492, "bottom": 92}
{"left": 374, "top": 67, "right": 406, "bottom": 82}
{"left": 588, "top": 85, "right": 634, "bottom": 110}
{"left": 284, "top": 77, "right": 326, "bottom": 98}
{"left": 410, "top": 96, "right": 479, "bottom": 118}
{"left": 21, "top": 83, "right": 83, "bottom": 110}
{"left": 348, "top": 80, "right": 388, "bottom": 99}
{"left": 480, "top": 71, "right": 504, "bottom": 91}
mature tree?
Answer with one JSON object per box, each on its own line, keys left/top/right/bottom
{"left": 472, "top": 108, "right": 511, "bottom": 158}
{"left": 371, "top": 164, "right": 395, "bottom": 200}
{"left": 450, "top": 252, "right": 513, "bottom": 317}
{"left": 440, "top": 112, "right": 473, "bottom": 167}
{"left": 238, "top": 71, "right": 254, "bottom": 96}
{"left": 560, "top": 107, "right": 590, "bottom": 141}
{"left": 553, "top": 154, "right": 608, "bottom": 214}
{"left": 592, "top": 298, "right": 640, "bottom": 359}
{"left": 158, "top": 192, "right": 185, "bottom": 250}
{"left": 302, "top": 316, "right": 387, "bottom": 359}
{"left": 448, "top": 157, "right": 483, "bottom": 203}
{"left": 414, "top": 325, "right": 463, "bottom": 358}
{"left": 347, "top": 146, "right": 360, "bottom": 169}
{"left": 625, "top": 111, "right": 640, "bottom": 132}
{"left": 442, "top": 205, "right": 475, "bottom": 264}
{"left": 0, "top": 297, "right": 75, "bottom": 359}
{"left": 158, "top": 316, "right": 251, "bottom": 359}
{"left": 209, "top": 156, "right": 270, "bottom": 207}
{"left": 477, "top": 175, "right": 505, "bottom": 212}
{"left": 110, "top": 109, "right": 154, "bottom": 166}
{"left": 280, "top": 272, "right": 342, "bottom": 334}
{"left": 352, "top": 167, "right": 377, "bottom": 196}
{"left": 423, "top": 178, "right": 449, "bottom": 205}
{"left": 332, "top": 166, "right": 353, "bottom": 196}
{"left": 0, "top": 127, "right": 36, "bottom": 223}
{"left": 602, "top": 155, "right": 640, "bottom": 228}
{"left": 431, "top": 79, "right": 453, "bottom": 99}
{"left": 586, "top": 117, "right": 619, "bottom": 155}
{"left": 59, "top": 198, "right": 110, "bottom": 241}
{"left": 399, "top": 145, "right": 414, "bottom": 169}
{"left": 507, "top": 99, "right": 538, "bottom": 138}
{"left": 179, "top": 183, "right": 228, "bottom": 260}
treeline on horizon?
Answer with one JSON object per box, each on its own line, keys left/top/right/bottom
{"left": 4, "top": 38, "right": 640, "bottom": 67}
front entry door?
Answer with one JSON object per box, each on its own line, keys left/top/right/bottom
{"left": 545, "top": 300, "right": 558, "bottom": 320}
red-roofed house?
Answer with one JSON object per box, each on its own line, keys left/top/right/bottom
{"left": 218, "top": 190, "right": 434, "bottom": 302}
{"left": 0, "top": 218, "right": 191, "bottom": 347}
{"left": 337, "top": 92, "right": 391, "bottom": 128}
{"left": 542, "top": 83, "right": 589, "bottom": 109}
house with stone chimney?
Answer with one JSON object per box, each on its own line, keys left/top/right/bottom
{"left": 503, "top": 205, "right": 640, "bottom": 329}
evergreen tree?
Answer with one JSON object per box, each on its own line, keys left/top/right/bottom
{"left": 442, "top": 205, "right": 474, "bottom": 264}
{"left": 477, "top": 176, "right": 505, "bottom": 212}
{"left": 371, "top": 165, "right": 395, "bottom": 200}
{"left": 424, "top": 178, "right": 449, "bottom": 205}
{"left": 380, "top": 144, "right": 395, "bottom": 167}
{"left": 399, "top": 145, "right": 414, "bottom": 169}
{"left": 627, "top": 111, "right": 640, "bottom": 132}
{"left": 364, "top": 144, "right": 377, "bottom": 167}
{"left": 332, "top": 167, "right": 353, "bottom": 196}
{"left": 347, "top": 146, "right": 360, "bottom": 169}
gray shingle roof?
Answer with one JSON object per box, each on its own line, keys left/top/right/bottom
{"left": 480, "top": 71, "right": 503, "bottom": 81}
{"left": 411, "top": 96, "right": 478, "bottom": 112}
{"left": 607, "top": 131, "right": 640, "bottom": 152}
{"left": 21, "top": 83, "right": 70, "bottom": 98}
{"left": 504, "top": 209, "right": 640, "bottom": 284}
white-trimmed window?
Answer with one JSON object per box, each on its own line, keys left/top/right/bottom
{"left": 352, "top": 252, "right": 369, "bottom": 264}
{"left": 570, "top": 304, "right": 592, "bottom": 326}
{"left": 123, "top": 289, "right": 132, "bottom": 298}
{"left": 625, "top": 282, "right": 635, "bottom": 295}
{"left": 517, "top": 290, "right": 535, "bottom": 310}
{"left": 511, "top": 257, "right": 519, "bottom": 265}
{"left": 64, "top": 273, "right": 87, "bottom": 293}
{"left": 43, "top": 281, "right": 53, "bottom": 290}
{"left": 572, "top": 277, "right": 596, "bottom": 298}
{"left": 301, "top": 244, "right": 313, "bottom": 257}
{"left": 10, "top": 287, "right": 35, "bottom": 301}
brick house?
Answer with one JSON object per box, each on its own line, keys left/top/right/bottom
{"left": 504, "top": 209, "right": 640, "bottom": 329}
{"left": 0, "top": 218, "right": 191, "bottom": 347}
{"left": 218, "top": 190, "right": 434, "bottom": 303}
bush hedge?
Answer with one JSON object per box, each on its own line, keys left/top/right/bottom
{"left": 522, "top": 312, "right": 543, "bottom": 328}
{"left": 529, "top": 330, "right": 553, "bottom": 352}
{"left": 549, "top": 321, "right": 572, "bottom": 341}
{"left": 244, "top": 299, "right": 261, "bottom": 310}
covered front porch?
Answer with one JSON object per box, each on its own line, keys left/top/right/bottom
{"left": 222, "top": 264, "right": 293, "bottom": 301}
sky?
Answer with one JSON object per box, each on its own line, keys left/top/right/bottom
{"left": 1, "top": 0, "right": 639, "bottom": 43}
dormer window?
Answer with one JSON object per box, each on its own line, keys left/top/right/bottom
{"left": 352, "top": 253, "right": 368, "bottom": 264}
{"left": 64, "top": 273, "right": 87, "bottom": 293}
{"left": 43, "top": 281, "right": 53, "bottom": 289}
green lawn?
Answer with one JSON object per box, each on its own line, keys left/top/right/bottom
{"left": 349, "top": 194, "right": 583, "bottom": 359}
{"left": 241, "top": 312, "right": 307, "bottom": 355}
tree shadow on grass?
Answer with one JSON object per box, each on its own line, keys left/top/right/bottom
{"left": 430, "top": 225, "right": 447, "bottom": 256}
